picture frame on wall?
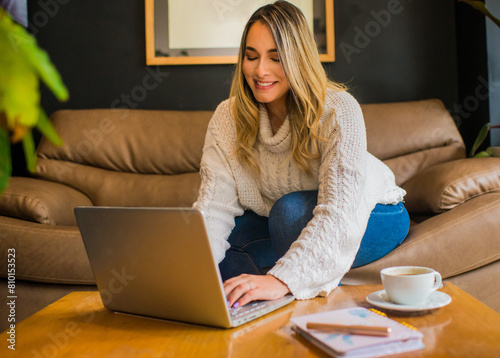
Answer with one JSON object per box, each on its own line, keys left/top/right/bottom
{"left": 145, "top": 0, "right": 334, "bottom": 65}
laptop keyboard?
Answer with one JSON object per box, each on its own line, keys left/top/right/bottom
{"left": 230, "top": 301, "right": 268, "bottom": 319}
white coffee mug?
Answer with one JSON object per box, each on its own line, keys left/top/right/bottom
{"left": 380, "top": 266, "right": 442, "bottom": 305}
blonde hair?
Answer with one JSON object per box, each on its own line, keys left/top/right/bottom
{"left": 230, "top": 0, "right": 345, "bottom": 175}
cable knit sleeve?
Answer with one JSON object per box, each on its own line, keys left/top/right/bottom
{"left": 268, "top": 91, "right": 368, "bottom": 299}
{"left": 193, "top": 102, "right": 244, "bottom": 264}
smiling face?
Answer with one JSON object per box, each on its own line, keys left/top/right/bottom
{"left": 242, "top": 21, "right": 290, "bottom": 116}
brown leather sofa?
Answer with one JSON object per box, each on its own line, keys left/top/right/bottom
{"left": 1, "top": 99, "right": 499, "bottom": 330}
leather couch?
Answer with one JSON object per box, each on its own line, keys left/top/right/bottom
{"left": 1, "top": 99, "right": 499, "bottom": 330}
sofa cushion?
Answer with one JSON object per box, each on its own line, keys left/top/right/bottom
{"left": 37, "top": 109, "right": 212, "bottom": 175}
{"left": 36, "top": 159, "right": 201, "bottom": 207}
{"left": 0, "top": 216, "right": 94, "bottom": 284}
{"left": 343, "top": 193, "right": 500, "bottom": 285}
{"left": 0, "top": 177, "right": 93, "bottom": 225}
{"left": 361, "top": 99, "right": 466, "bottom": 185}
{"left": 402, "top": 158, "right": 500, "bottom": 214}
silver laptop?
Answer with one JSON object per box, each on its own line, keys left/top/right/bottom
{"left": 74, "top": 207, "right": 294, "bottom": 328}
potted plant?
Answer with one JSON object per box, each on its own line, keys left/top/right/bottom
{"left": 0, "top": 8, "right": 68, "bottom": 195}
{"left": 470, "top": 123, "right": 500, "bottom": 157}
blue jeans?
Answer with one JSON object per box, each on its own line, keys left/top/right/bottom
{"left": 219, "top": 190, "right": 410, "bottom": 282}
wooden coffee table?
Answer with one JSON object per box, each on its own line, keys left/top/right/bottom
{"left": 2, "top": 282, "right": 499, "bottom": 357}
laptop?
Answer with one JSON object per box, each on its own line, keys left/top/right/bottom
{"left": 74, "top": 207, "right": 294, "bottom": 328}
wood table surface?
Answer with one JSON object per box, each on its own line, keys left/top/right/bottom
{"left": 2, "top": 282, "right": 500, "bottom": 357}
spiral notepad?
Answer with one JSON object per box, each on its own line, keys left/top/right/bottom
{"left": 290, "top": 307, "right": 424, "bottom": 358}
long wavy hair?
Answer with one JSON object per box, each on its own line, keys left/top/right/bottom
{"left": 229, "top": 1, "right": 345, "bottom": 175}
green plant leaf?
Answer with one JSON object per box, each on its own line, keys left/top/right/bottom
{"left": 0, "top": 10, "right": 67, "bottom": 196}
{"left": 23, "top": 41, "right": 69, "bottom": 102}
{"left": 0, "top": 127, "right": 11, "bottom": 194}
{"left": 459, "top": 0, "right": 500, "bottom": 28}
{"left": 474, "top": 150, "right": 491, "bottom": 158}
{"left": 0, "top": 9, "right": 69, "bottom": 102}
{"left": 37, "top": 110, "right": 63, "bottom": 146}
{"left": 22, "top": 131, "right": 37, "bottom": 173}
{"left": 470, "top": 122, "right": 490, "bottom": 157}
{"left": 0, "top": 56, "right": 40, "bottom": 129}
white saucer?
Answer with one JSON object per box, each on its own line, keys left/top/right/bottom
{"left": 366, "top": 290, "right": 452, "bottom": 312}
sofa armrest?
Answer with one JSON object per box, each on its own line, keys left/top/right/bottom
{"left": 402, "top": 157, "right": 500, "bottom": 214}
{"left": 0, "top": 177, "right": 93, "bottom": 225}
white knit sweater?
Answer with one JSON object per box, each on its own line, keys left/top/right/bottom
{"left": 193, "top": 89, "right": 406, "bottom": 299}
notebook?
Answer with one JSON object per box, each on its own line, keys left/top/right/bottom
{"left": 290, "top": 307, "right": 424, "bottom": 358}
{"left": 74, "top": 206, "right": 294, "bottom": 328}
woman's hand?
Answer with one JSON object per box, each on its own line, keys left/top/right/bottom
{"left": 224, "top": 274, "right": 290, "bottom": 308}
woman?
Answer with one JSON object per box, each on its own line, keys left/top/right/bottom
{"left": 193, "top": 1, "right": 409, "bottom": 309}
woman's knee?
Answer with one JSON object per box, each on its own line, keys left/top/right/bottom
{"left": 373, "top": 202, "right": 409, "bottom": 242}
{"left": 269, "top": 191, "right": 317, "bottom": 257}
{"left": 352, "top": 202, "right": 410, "bottom": 267}
{"left": 269, "top": 190, "right": 317, "bottom": 222}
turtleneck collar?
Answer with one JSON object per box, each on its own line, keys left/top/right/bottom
{"left": 258, "top": 104, "right": 291, "bottom": 153}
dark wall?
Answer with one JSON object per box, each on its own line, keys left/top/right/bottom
{"left": 30, "top": 0, "right": 233, "bottom": 114}
{"left": 455, "top": 0, "right": 490, "bottom": 153}
{"left": 485, "top": 0, "right": 500, "bottom": 146}
{"left": 327, "top": 0, "right": 458, "bottom": 106}
{"left": 31, "top": 0, "right": 459, "bottom": 111}
{"left": 12, "top": 0, "right": 487, "bottom": 175}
